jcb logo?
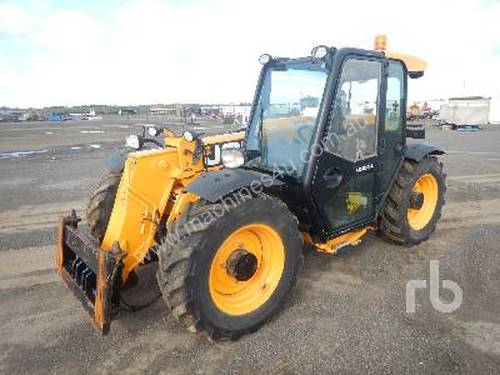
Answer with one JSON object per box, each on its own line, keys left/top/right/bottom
{"left": 406, "top": 260, "right": 463, "bottom": 313}
{"left": 345, "top": 192, "right": 368, "bottom": 214}
{"left": 204, "top": 141, "right": 242, "bottom": 167}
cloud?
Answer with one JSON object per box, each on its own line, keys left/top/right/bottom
{"left": 0, "top": 4, "right": 35, "bottom": 36}
{"left": 0, "top": 0, "right": 499, "bottom": 107}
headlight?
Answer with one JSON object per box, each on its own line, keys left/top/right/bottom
{"left": 183, "top": 131, "right": 194, "bottom": 142}
{"left": 125, "top": 134, "right": 142, "bottom": 149}
{"left": 147, "top": 126, "right": 160, "bottom": 137}
{"left": 221, "top": 149, "right": 244, "bottom": 168}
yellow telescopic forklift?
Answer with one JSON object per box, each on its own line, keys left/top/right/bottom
{"left": 56, "top": 36, "right": 445, "bottom": 339}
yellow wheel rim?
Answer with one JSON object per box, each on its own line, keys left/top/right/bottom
{"left": 208, "top": 223, "right": 285, "bottom": 316}
{"left": 407, "top": 173, "right": 439, "bottom": 230}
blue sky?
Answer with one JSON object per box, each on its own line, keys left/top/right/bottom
{"left": 1, "top": 0, "right": 500, "bottom": 107}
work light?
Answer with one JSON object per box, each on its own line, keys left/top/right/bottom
{"left": 183, "top": 131, "right": 194, "bottom": 142}
{"left": 125, "top": 134, "right": 142, "bottom": 149}
{"left": 147, "top": 126, "right": 160, "bottom": 137}
{"left": 311, "top": 45, "right": 329, "bottom": 59}
{"left": 258, "top": 54, "right": 272, "bottom": 65}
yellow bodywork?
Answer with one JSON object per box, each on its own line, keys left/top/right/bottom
{"left": 304, "top": 227, "right": 371, "bottom": 254}
{"left": 101, "top": 131, "right": 244, "bottom": 281}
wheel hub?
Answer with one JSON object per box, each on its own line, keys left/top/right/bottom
{"left": 409, "top": 191, "right": 424, "bottom": 209}
{"left": 226, "top": 249, "right": 258, "bottom": 281}
{"left": 407, "top": 173, "right": 439, "bottom": 231}
{"left": 208, "top": 223, "right": 285, "bottom": 316}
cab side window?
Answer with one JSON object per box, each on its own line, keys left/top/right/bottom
{"left": 385, "top": 60, "right": 405, "bottom": 133}
{"left": 324, "top": 58, "right": 381, "bottom": 161}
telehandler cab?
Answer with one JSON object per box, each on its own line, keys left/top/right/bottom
{"left": 56, "top": 36, "right": 445, "bottom": 339}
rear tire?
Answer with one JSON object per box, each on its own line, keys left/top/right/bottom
{"left": 86, "top": 172, "right": 121, "bottom": 242}
{"left": 156, "top": 194, "right": 303, "bottom": 340}
{"left": 379, "top": 157, "right": 446, "bottom": 246}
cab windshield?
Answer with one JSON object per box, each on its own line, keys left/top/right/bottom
{"left": 246, "top": 59, "right": 328, "bottom": 178}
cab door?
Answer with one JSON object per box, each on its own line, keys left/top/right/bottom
{"left": 311, "top": 56, "right": 385, "bottom": 236}
{"left": 377, "top": 60, "right": 407, "bottom": 196}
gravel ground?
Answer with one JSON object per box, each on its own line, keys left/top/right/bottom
{"left": 0, "top": 118, "right": 499, "bottom": 374}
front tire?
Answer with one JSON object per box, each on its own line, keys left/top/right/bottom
{"left": 86, "top": 172, "right": 121, "bottom": 242}
{"left": 379, "top": 157, "right": 446, "bottom": 246}
{"left": 156, "top": 194, "right": 303, "bottom": 340}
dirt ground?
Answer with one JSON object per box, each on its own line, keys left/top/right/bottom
{"left": 0, "top": 118, "right": 499, "bottom": 374}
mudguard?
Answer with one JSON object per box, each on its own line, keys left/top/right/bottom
{"left": 405, "top": 142, "right": 445, "bottom": 162}
{"left": 185, "top": 168, "right": 283, "bottom": 202}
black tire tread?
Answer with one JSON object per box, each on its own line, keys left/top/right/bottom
{"left": 85, "top": 172, "right": 122, "bottom": 242}
{"left": 379, "top": 157, "right": 446, "bottom": 246}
